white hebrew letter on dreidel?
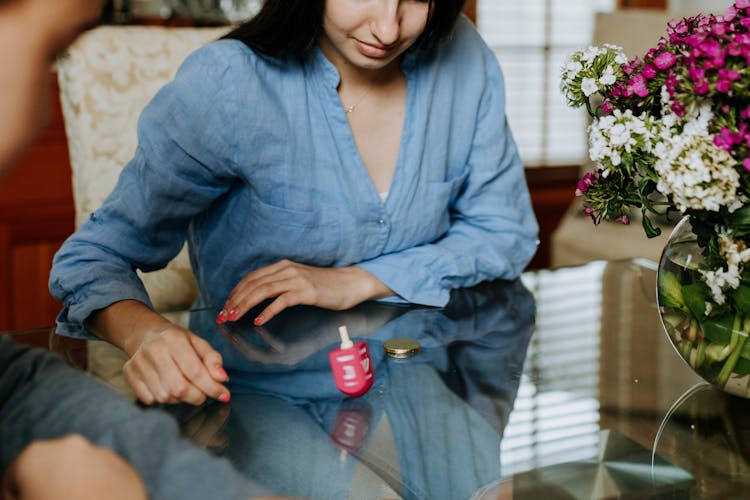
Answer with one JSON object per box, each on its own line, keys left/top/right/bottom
{"left": 360, "top": 358, "right": 369, "bottom": 372}
{"left": 342, "top": 365, "right": 356, "bottom": 380}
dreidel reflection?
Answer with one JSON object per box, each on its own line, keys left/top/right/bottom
{"left": 328, "top": 325, "right": 374, "bottom": 397}
{"left": 330, "top": 400, "right": 373, "bottom": 455}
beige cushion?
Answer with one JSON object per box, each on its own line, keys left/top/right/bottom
{"left": 57, "top": 25, "right": 230, "bottom": 396}
{"left": 57, "top": 25, "right": 230, "bottom": 313}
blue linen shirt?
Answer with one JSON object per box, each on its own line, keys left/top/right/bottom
{"left": 50, "top": 17, "right": 539, "bottom": 339}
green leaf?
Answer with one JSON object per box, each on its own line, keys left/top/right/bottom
{"left": 734, "top": 356, "right": 750, "bottom": 376}
{"left": 728, "top": 206, "right": 750, "bottom": 230}
{"left": 732, "top": 285, "right": 750, "bottom": 317}
{"left": 682, "top": 283, "right": 707, "bottom": 319}
{"left": 702, "top": 314, "right": 734, "bottom": 345}
{"left": 658, "top": 270, "right": 686, "bottom": 311}
{"left": 642, "top": 211, "right": 662, "bottom": 238}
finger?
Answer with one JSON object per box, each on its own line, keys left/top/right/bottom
{"left": 136, "top": 341, "right": 209, "bottom": 404}
{"left": 171, "top": 336, "right": 230, "bottom": 403}
{"left": 224, "top": 277, "right": 298, "bottom": 324}
{"left": 218, "top": 263, "right": 299, "bottom": 323}
{"left": 128, "top": 337, "right": 204, "bottom": 405}
{"left": 123, "top": 363, "right": 156, "bottom": 405}
{"left": 189, "top": 334, "right": 229, "bottom": 382}
{"left": 234, "top": 259, "right": 294, "bottom": 287}
{"left": 255, "top": 292, "right": 303, "bottom": 325}
{"left": 159, "top": 358, "right": 209, "bottom": 406}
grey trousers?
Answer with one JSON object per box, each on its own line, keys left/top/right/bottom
{"left": 0, "top": 335, "right": 268, "bottom": 500}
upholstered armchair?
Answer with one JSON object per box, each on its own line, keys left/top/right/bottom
{"left": 57, "top": 25, "right": 230, "bottom": 396}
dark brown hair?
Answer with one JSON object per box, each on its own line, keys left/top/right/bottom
{"left": 222, "top": 0, "right": 467, "bottom": 59}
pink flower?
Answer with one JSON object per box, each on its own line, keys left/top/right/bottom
{"left": 744, "top": 158, "right": 750, "bottom": 171}
{"left": 583, "top": 206, "right": 601, "bottom": 225}
{"left": 725, "top": 6, "right": 738, "bottom": 22}
{"left": 615, "top": 215, "right": 630, "bottom": 225}
{"left": 628, "top": 74, "right": 649, "bottom": 97}
{"left": 688, "top": 66, "right": 705, "bottom": 81}
{"left": 642, "top": 64, "right": 658, "bottom": 79}
{"left": 716, "top": 79, "right": 733, "bottom": 93}
{"left": 576, "top": 171, "right": 599, "bottom": 196}
{"left": 719, "top": 68, "right": 741, "bottom": 80}
{"left": 653, "top": 51, "right": 677, "bottom": 69}
{"left": 714, "top": 128, "right": 736, "bottom": 150}
{"left": 699, "top": 39, "right": 722, "bottom": 59}
{"left": 601, "top": 100, "right": 614, "bottom": 114}
{"left": 738, "top": 0, "right": 750, "bottom": 9}
{"left": 694, "top": 79, "right": 710, "bottom": 94}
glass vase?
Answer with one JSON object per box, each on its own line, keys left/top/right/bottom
{"left": 657, "top": 216, "right": 750, "bottom": 398}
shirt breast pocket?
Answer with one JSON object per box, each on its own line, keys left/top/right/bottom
{"left": 405, "top": 172, "right": 469, "bottom": 246}
{"left": 244, "top": 195, "right": 341, "bottom": 266}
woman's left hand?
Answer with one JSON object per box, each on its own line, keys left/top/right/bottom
{"left": 216, "top": 260, "right": 393, "bottom": 325}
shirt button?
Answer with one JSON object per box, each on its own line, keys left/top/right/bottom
{"left": 377, "top": 218, "right": 386, "bottom": 225}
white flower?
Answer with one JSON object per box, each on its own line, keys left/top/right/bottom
{"left": 701, "top": 265, "right": 740, "bottom": 305}
{"left": 587, "top": 109, "right": 652, "bottom": 174}
{"left": 559, "top": 45, "right": 627, "bottom": 107}
{"left": 565, "top": 60, "right": 583, "bottom": 76}
{"left": 581, "top": 77, "right": 599, "bottom": 97}
{"left": 654, "top": 120, "right": 741, "bottom": 213}
{"left": 699, "top": 230, "right": 750, "bottom": 304}
{"left": 599, "top": 66, "right": 617, "bottom": 86}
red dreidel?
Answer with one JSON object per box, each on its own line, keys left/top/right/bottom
{"left": 328, "top": 325, "right": 374, "bottom": 397}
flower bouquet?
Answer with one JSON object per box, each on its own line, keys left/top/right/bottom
{"left": 559, "top": 1, "right": 750, "bottom": 397}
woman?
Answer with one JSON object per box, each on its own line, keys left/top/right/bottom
{"left": 50, "top": 0, "right": 539, "bottom": 406}
{"left": 0, "top": 1, "right": 290, "bottom": 499}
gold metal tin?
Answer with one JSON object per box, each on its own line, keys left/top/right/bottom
{"left": 383, "top": 338, "right": 420, "bottom": 358}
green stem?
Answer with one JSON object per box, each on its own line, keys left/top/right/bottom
{"left": 687, "top": 319, "right": 698, "bottom": 342}
{"left": 681, "top": 340, "right": 694, "bottom": 361}
{"left": 585, "top": 98, "right": 596, "bottom": 118}
{"left": 717, "top": 314, "right": 746, "bottom": 388}
{"left": 696, "top": 341, "right": 706, "bottom": 368}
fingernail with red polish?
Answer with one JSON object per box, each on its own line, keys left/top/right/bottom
{"left": 215, "top": 310, "right": 227, "bottom": 324}
{"left": 216, "top": 366, "right": 229, "bottom": 381}
{"left": 227, "top": 308, "right": 238, "bottom": 321}
{"left": 218, "top": 392, "right": 231, "bottom": 403}
{"left": 254, "top": 316, "right": 264, "bottom": 326}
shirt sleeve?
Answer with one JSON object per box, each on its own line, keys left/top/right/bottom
{"left": 357, "top": 46, "right": 539, "bottom": 307}
{"left": 0, "top": 336, "right": 271, "bottom": 500}
{"left": 49, "top": 43, "right": 240, "bottom": 339}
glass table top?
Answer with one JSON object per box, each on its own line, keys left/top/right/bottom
{"left": 9, "top": 259, "right": 749, "bottom": 499}
{"left": 164, "top": 259, "right": 739, "bottom": 499}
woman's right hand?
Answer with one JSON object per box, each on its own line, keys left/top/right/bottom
{"left": 124, "top": 324, "right": 230, "bottom": 405}
{"left": 88, "top": 300, "right": 230, "bottom": 406}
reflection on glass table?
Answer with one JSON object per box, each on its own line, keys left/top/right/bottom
{"left": 13, "top": 259, "right": 750, "bottom": 498}
{"left": 177, "top": 278, "right": 535, "bottom": 500}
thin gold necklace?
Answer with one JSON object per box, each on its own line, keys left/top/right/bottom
{"left": 344, "top": 85, "right": 375, "bottom": 114}
{"left": 343, "top": 73, "right": 386, "bottom": 114}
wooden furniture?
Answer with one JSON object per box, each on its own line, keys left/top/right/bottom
{"left": 0, "top": 79, "right": 74, "bottom": 332}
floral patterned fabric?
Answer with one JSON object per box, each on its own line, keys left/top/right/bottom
{"left": 57, "top": 25, "right": 229, "bottom": 314}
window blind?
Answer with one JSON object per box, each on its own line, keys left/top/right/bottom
{"left": 477, "top": 0, "right": 616, "bottom": 167}
{"left": 502, "top": 262, "right": 607, "bottom": 475}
